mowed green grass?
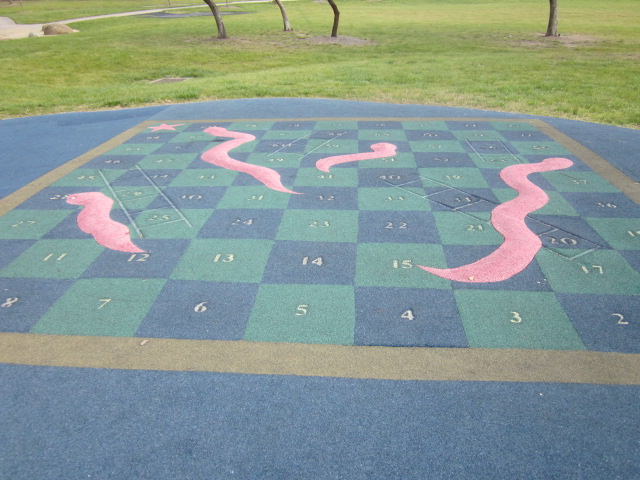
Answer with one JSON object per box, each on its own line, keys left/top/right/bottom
{"left": 1, "top": 0, "right": 638, "bottom": 127}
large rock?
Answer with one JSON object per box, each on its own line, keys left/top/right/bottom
{"left": 0, "top": 17, "right": 17, "bottom": 26}
{"left": 42, "top": 23, "right": 77, "bottom": 36}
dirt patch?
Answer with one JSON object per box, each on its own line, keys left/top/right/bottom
{"left": 306, "top": 35, "right": 375, "bottom": 46}
{"left": 508, "top": 33, "right": 600, "bottom": 49}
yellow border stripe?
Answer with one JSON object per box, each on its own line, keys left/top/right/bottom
{"left": 1, "top": 333, "right": 639, "bottom": 385}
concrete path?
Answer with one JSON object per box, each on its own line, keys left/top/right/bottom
{"left": 0, "top": 0, "right": 269, "bottom": 39}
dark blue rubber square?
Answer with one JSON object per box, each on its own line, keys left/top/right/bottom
{"left": 183, "top": 122, "right": 232, "bottom": 132}
{"left": 262, "top": 241, "right": 356, "bottom": 285}
{"left": 557, "top": 293, "right": 640, "bottom": 353}
{"left": 83, "top": 155, "right": 145, "bottom": 169}
{"left": 358, "top": 211, "right": 440, "bottom": 244}
{"left": 621, "top": 251, "right": 640, "bottom": 273}
{"left": 446, "top": 121, "right": 495, "bottom": 130}
{"left": 0, "top": 240, "right": 35, "bottom": 270}
{"left": 81, "top": 239, "right": 189, "bottom": 278}
{"left": 253, "top": 139, "right": 308, "bottom": 154}
{"left": 404, "top": 129, "right": 457, "bottom": 141}
{"left": 414, "top": 152, "right": 476, "bottom": 168}
{"left": 152, "top": 142, "right": 210, "bottom": 155}
{"left": 522, "top": 154, "right": 591, "bottom": 171}
{"left": 145, "top": 186, "right": 227, "bottom": 210}
{"left": 231, "top": 168, "right": 297, "bottom": 188}
{"left": 464, "top": 140, "right": 516, "bottom": 156}
{"left": 42, "top": 208, "right": 134, "bottom": 241}
{"left": 355, "top": 287, "right": 468, "bottom": 347}
{"left": 358, "top": 140, "right": 410, "bottom": 155}
{"left": 481, "top": 168, "right": 555, "bottom": 190}
{"left": 272, "top": 121, "right": 318, "bottom": 130}
{"left": 14, "top": 187, "right": 99, "bottom": 210}
{"left": 198, "top": 209, "right": 284, "bottom": 239}
{"left": 560, "top": 193, "right": 640, "bottom": 218}
{"left": 128, "top": 131, "right": 180, "bottom": 144}
{"left": 0, "top": 278, "right": 73, "bottom": 332}
{"left": 287, "top": 187, "right": 358, "bottom": 210}
{"left": 136, "top": 280, "right": 257, "bottom": 340}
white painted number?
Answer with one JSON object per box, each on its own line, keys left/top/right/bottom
{"left": 401, "top": 310, "right": 415, "bottom": 321}
{"left": 1, "top": 298, "right": 19, "bottom": 308}
{"left": 194, "top": 302, "right": 208, "bottom": 313}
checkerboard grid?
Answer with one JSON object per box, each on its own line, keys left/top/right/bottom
{"left": 1, "top": 120, "right": 639, "bottom": 350}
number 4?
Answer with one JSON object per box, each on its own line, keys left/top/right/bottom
{"left": 401, "top": 310, "right": 415, "bottom": 321}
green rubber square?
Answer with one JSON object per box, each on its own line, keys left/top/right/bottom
{"left": 31, "top": 278, "right": 166, "bottom": 337}
{"left": 107, "top": 186, "right": 161, "bottom": 211}
{"left": 52, "top": 169, "right": 126, "bottom": 187}
{"left": 245, "top": 152, "right": 303, "bottom": 168}
{"left": 243, "top": 284, "right": 355, "bottom": 345}
{"left": 169, "top": 168, "right": 237, "bottom": 187}
{"left": 138, "top": 153, "right": 199, "bottom": 170}
{"left": 313, "top": 120, "right": 359, "bottom": 130}
{"left": 536, "top": 249, "right": 640, "bottom": 295}
{"left": 356, "top": 243, "right": 450, "bottom": 289}
{"left": 409, "top": 140, "right": 466, "bottom": 153}
{"left": 455, "top": 290, "right": 586, "bottom": 350}
{"left": 451, "top": 130, "right": 507, "bottom": 141}
{"left": 171, "top": 238, "right": 273, "bottom": 282}
{"left": 216, "top": 186, "right": 292, "bottom": 210}
{"left": 433, "top": 212, "right": 502, "bottom": 245}
{"left": 401, "top": 121, "right": 449, "bottom": 130}
{"left": 227, "top": 121, "right": 273, "bottom": 131}
{"left": 305, "top": 139, "right": 359, "bottom": 154}
{"left": 262, "top": 129, "right": 314, "bottom": 140}
{"left": 276, "top": 210, "right": 359, "bottom": 243}
{"left": 491, "top": 122, "right": 538, "bottom": 131}
{"left": 107, "top": 189, "right": 159, "bottom": 211}
{"left": 510, "top": 141, "right": 571, "bottom": 156}
{"left": 0, "top": 210, "right": 71, "bottom": 239}
{"left": 419, "top": 168, "right": 490, "bottom": 189}
{"left": 586, "top": 218, "right": 640, "bottom": 251}
{"left": 357, "top": 129, "right": 408, "bottom": 141}
{"left": 355, "top": 152, "right": 416, "bottom": 169}
{"left": 1, "top": 239, "right": 104, "bottom": 279}
{"left": 293, "top": 168, "right": 358, "bottom": 187}
{"left": 107, "top": 143, "right": 162, "bottom": 156}
{"left": 541, "top": 172, "right": 620, "bottom": 193}
{"left": 493, "top": 189, "right": 579, "bottom": 216}
{"left": 358, "top": 187, "right": 430, "bottom": 211}
{"left": 134, "top": 209, "right": 212, "bottom": 239}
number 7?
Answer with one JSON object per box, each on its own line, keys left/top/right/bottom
{"left": 98, "top": 298, "right": 112, "bottom": 310}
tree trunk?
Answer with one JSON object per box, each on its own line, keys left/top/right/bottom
{"left": 274, "top": 0, "right": 292, "bottom": 31}
{"left": 546, "top": 0, "right": 559, "bottom": 36}
{"left": 203, "top": 0, "right": 228, "bottom": 39}
{"left": 327, "top": 0, "right": 340, "bottom": 38}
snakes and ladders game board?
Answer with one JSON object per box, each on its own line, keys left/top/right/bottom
{"left": 1, "top": 118, "right": 639, "bottom": 353}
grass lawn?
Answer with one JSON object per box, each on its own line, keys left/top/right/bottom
{"left": 0, "top": 0, "right": 638, "bottom": 127}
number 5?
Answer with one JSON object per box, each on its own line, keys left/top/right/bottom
{"left": 295, "top": 304, "right": 309, "bottom": 316}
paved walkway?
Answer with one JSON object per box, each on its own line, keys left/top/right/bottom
{"left": 0, "top": 0, "right": 269, "bottom": 39}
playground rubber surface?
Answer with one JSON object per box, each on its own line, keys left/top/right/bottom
{"left": 1, "top": 99, "right": 639, "bottom": 479}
